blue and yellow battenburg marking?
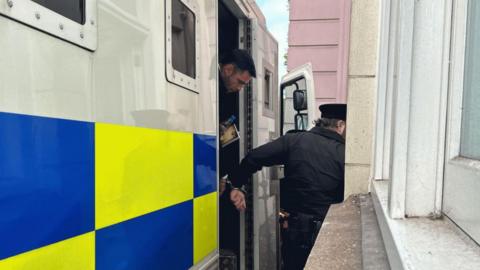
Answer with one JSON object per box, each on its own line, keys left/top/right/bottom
{"left": 0, "top": 112, "right": 217, "bottom": 269}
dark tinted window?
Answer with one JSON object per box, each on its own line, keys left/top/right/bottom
{"left": 171, "top": 0, "right": 196, "bottom": 78}
{"left": 32, "top": 0, "right": 85, "bottom": 24}
{"left": 264, "top": 70, "right": 272, "bottom": 109}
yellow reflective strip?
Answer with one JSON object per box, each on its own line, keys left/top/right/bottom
{"left": 194, "top": 192, "right": 218, "bottom": 263}
{"left": 95, "top": 123, "right": 194, "bottom": 229}
{"left": 0, "top": 232, "right": 95, "bottom": 270}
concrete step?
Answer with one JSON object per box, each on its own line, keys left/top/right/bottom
{"left": 305, "top": 194, "right": 390, "bottom": 270}
{"left": 360, "top": 194, "right": 390, "bottom": 270}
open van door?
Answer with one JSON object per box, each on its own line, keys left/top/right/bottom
{"left": 280, "top": 63, "right": 316, "bottom": 135}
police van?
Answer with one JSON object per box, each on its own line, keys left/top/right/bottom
{"left": 0, "top": 0, "right": 316, "bottom": 269}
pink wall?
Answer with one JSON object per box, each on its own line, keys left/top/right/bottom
{"left": 288, "top": 0, "right": 351, "bottom": 115}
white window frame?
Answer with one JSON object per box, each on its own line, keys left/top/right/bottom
{"left": 443, "top": 0, "right": 480, "bottom": 243}
{"left": 0, "top": 0, "right": 97, "bottom": 50}
{"left": 448, "top": 0, "right": 480, "bottom": 166}
{"left": 165, "top": 0, "right": 200, "bottom": 92}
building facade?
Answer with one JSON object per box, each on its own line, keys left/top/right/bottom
{"left": 287, "top": 0, "right": 352, "bottom": 113}
{"left": 290, "top": 0, "right": 480, "bottom": 268}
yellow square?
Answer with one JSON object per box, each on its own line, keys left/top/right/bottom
{"left": 95, "top": 123, "right": 194, "bottom": 229}
{"left": 0, "top": 232, "right": 95, "bottom": 270}
{"left": 194, "top": 192, "right": 218, "bottom": 263}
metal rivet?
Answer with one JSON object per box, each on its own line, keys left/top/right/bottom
{"left": 35, "top": 12, "right": 40, "bottom": 20}
{"left": 6, "top": 0, "right": 13, "bottom": 8}
{"left": 80, "top": 32, "right": 84, "bottom": 39}
{"left": 59, "top": 24, "right": 64, "bottom": 30}
{"left": 90, "top": 20, "right": 95, "bottom": 26}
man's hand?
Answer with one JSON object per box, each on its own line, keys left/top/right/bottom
{"left": 230, "top": 189, "right": 246, "bottom": 211}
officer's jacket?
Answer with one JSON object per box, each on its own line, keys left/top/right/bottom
{"left": 229, "top": 126, "right": 345, "bottom": 217}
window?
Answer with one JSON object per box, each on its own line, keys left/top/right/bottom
{"left": 443, "top": 0, "right": 480, "bottom": 245}
{"left": 166, "top": 0, "right": 199, "bottom": 92}
{"left": 264, "top": 70, "right": 272, "bottom": 110}
{"left": 171, "top": 0, "right": 196, "bottom": 78}
{"left": 460, "top": 0, "right": 480, "bottom": 160}
{"left": 0, "top": 0, "right": 97, "bottom": 50}
{"left": 32, "top": 0, "right": 86, "bottom": 25}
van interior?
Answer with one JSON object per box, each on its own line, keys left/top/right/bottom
{"left": 218, "top": 1, "right": 242, "bottom": 269}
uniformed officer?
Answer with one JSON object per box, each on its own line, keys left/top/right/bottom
{"left": 226, "top": 103, "right": 347, "bottom": 270}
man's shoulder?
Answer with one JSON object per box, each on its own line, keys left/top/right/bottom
{"left": 285, "top": 129, "right": 307, "bottom": 135}
{"left": 308, "top": 126, "right": 345, "bottom": 144}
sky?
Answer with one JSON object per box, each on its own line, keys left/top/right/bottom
{"left": 256, "top": 0, "right": 289, "bottom": 78}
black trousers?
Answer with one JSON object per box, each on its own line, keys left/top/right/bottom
{"left": 281, "top": 208, "right": 329, "bottom": 270}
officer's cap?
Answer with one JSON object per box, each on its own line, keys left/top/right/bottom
{"left": 319, "top": 103, "right": 347, "bottom": 121}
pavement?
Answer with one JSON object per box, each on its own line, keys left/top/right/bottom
{"left": 304, "top": 194, "right": 390, "bottom": 270}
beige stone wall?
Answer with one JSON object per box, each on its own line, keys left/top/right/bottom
{"left": 345, "top": 0, "right": 379, "bottom": 196}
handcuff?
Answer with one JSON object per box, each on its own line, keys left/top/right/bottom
{"left": 222, "top": 176, "right": 247, "bottom": 195}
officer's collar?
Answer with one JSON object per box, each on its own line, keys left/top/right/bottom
{"left": 309, "top": 126, "right": 345, "bottom": 144}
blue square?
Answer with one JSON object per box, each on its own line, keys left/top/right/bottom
{"left": 0, "top": 112, "right": 95, "bottom": 260}
{"left": 194, "top": 134, "right": 217, "bottom": 197}
{"left": 96, "top": 201, "right": 193, "bottom": 270}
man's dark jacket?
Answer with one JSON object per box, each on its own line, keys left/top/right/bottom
{"left": 229, "top": 126, "right": 345, "bottom": 218}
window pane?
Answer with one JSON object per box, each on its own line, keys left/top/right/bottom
{"left": 460, "top": 0, "right": 480, "bottom": 160}
{"left": 264, "top": 71, "right": 271, "bottom": 109}
{"left": 172, "top": 0, "right": 196, "bottom": 78}
{"left": 32, "top": 0, "right": 85, "bottom": 24}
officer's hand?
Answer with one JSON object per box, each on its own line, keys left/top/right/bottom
{"left": 230, "top": 189, "right": 246, "bottom": 211}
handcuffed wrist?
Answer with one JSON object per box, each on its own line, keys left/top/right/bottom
{"left": 231, "top": 187, "right": 246, "bottom": 195}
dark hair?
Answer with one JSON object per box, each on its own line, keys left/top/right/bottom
{"left": 314, "top": 118, "right": 342, "bottom": 128}
{"left": 220, "top": 49, "right": 257, "bottom": 78}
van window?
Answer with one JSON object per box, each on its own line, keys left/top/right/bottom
{"left": 171, "top": 0, "right": 196, "bottom": 78}
{"left": 166, "top": 0, "right": 198, "bottom": 91}
{"left": 0, "top": 0, "right": 97, "bottom": 50}
{"left": 32, "top": 0, "right": 86, "bottom": 25}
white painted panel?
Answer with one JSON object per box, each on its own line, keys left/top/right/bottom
{"left": 0, "top": 0, "right": 217, "bottom": 135}
{"left": 405, "top": 0, "right": 450, "bottom": 217}
{"left": 0, "top": 16, "right": 94, "bottom": 121}
{"left": 0, "top": 0, "right": 97, "bottom": 50}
